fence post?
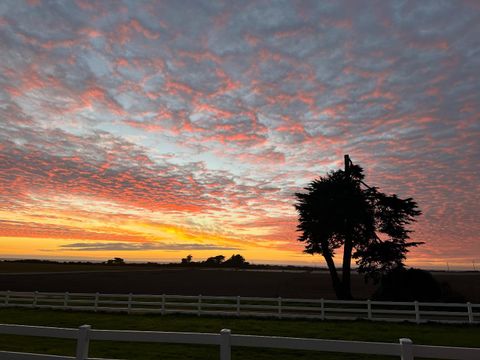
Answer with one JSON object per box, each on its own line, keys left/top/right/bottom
{"left": 278, "top": 297, "right": 282, "bottom": 319}
{"left": 236, "top": 296, "right": 240, "bottom": 316}
{"left": 220, "top": 329, "right": 231, "bottom": 360}
{"left": 414, "top": 301, "right": 420, "bottom": 324}
{"left": 367, "top": 299, "right": 372, "bottom": 320}
{"left": 33, "top": 291, "right": 38, "bottom": 308}
{"left": 64, "top": 292, "right": 69, "bottom": 309}
{"left": 94, "top": 293, "right": 99, "bottom": 312}
{"left": 399, "top": 338, "right": 413, "bottom": 360}
{"left": 76, "top": 325, "right": 91, "bottom": 360}
{"left": 4, "top": 290, "right": 10, "bottom": 306}
{"left": 161, "top": 294, "right": 166, "bottom": 315}
{"left": 320, "top": 298, "right": 325, "bottom": 320}
{"left": 128, "top": 293, "right": 133, "bottom": 314}
{"left": 198, "top": 294, "right": 202, "bottom": 317}
{"left": 467, "top": 302, "right": 473, "bottom": 323}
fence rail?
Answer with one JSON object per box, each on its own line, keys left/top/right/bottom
{"left": 0, "top": 290, "right": 478, "bottom": 324}
{"left": 1, "top": 323, "right": 479, "bottom": 360}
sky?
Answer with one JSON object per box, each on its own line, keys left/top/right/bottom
{"left": 0, "top": 0, "right": 479, "bottom": 270}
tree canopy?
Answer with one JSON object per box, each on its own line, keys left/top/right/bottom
{"left": 223, "top": 254, "right": 249, "bottom": 267}
{"left": 294, "top": 156, "right": 422, "bottom": 299}
{"left": 204, "top": 255, "right": 226, "bottom": 266}
{"left": 104, "top": 257, "right": 125, "bottom": 265}
{"left": 181, "top": 254, "right": 193, "bottom": 264}
{"left": 179, "top": 254, "right": 249, "bottom": 268}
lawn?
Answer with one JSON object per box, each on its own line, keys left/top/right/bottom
{"left": 0, "top": 308, "right": 478, "bottom": 359}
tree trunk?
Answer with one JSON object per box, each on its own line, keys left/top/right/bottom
{"left": 341, "top": 154, "right": 353, "bottom": 300}
{"left": 321, "top": 245, "right": 345, "bottom": 299}
{"left": 341, "top": 237, "right": 353, "bottom": 300}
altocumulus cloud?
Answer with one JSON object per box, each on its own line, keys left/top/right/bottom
{"left": 0, "top": 0, "right": 479, "bottom": 266}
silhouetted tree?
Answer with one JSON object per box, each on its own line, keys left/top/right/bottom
{"left": 204, "top": 255, "right": 225, "bottom": 266}
{"left": 294, "top": 156, "right": 422, "bottom": 299}
{"left": 105, "top": 257, "right": 125, "bottom": 265}
{"left": 181, "top": 254, "right": 193, "bottom": 264}
{"left": 223, "top": 254, "right": 249, "bottom": 267}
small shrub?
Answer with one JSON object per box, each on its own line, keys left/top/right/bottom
{"left": 438, "top": 282, "right": 466, "bottom": 302}
{"left": 373, "top": 267, "right": 442, "bottom": 301}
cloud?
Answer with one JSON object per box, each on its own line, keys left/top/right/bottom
{"left": 0, "top": 220, "right": 147, "bottom": 242}
{"left": 58, "top": 242, "right": 240, "bottom": 252}
{"left": 0, "top": 0, "right": 479, "bottom": 265}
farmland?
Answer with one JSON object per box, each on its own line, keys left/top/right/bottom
{"left": 0, "top": 262, "right": 479, "bottom": 302}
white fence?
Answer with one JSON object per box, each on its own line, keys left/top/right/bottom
{"left": 0, "top": 323, "right": 479, "bottom": 360}
{"left": 0, "top": 290, "right": 478, "bottom": 324}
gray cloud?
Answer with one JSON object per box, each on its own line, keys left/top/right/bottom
{"left": 59, "top": 242, "right": 240, "bottom": 252}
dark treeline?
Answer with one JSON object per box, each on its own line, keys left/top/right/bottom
{"left": 180, "top": 254, "right": 248, "bottom": 267}
{"left": 4, "top": 259, "right": 97, "bottom": 265}
{"left": 1, "top": 256, "right": 319, "bottom": 271}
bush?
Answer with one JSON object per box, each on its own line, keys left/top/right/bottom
{"left": 373, "top": 267, "right": 442, "bottom": 301}
{"left": 438, "top": 281, "right": 466, "bottom": 302}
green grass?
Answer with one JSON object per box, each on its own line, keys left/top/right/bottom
{"left": 0, "top": 308, "right": 478, "bottom": 359}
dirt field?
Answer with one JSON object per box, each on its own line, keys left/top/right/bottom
{"left": 0, "top": 263, "right": 479, "bottom": 301}
{"left": 0, "top": 267, "right": 372, "bottom": 299}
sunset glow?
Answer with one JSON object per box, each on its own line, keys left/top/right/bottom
{"left": 0, "top": 1, "right": 479, "bottom": 269}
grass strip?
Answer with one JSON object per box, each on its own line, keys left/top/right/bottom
{"left": 0, "top": 308, "right": 478, "bottom": 360}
